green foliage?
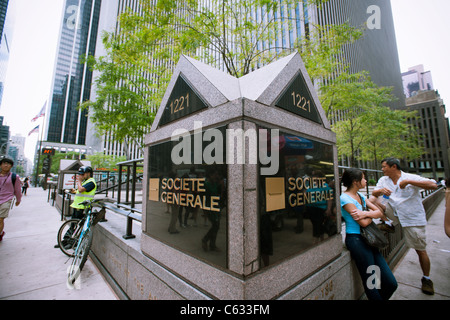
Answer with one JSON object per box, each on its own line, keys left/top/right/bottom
{"left": 86, "top": 153, "right": 126, "bottom": 171}
{"left": 296, "top": 22, "right": 424, "bottom": 166}
{"left": 81, "top": 0, "right": 424, "bottom": 166}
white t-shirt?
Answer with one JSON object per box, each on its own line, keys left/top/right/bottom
{"left": 375, "top": 171, "right": 435, "bottom": 227}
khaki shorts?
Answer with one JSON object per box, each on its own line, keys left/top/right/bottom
{"left": 0, "top": 200, "right": 12, "bottom": 219}
{"left": 403, "top": 226, "right": 427, "bottom": 251}
{"left": 384, "top": 203, "right": 427, "bottom": 250}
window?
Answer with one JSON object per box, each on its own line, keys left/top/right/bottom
{"left": 146, "top": 126, "right": 228, "bottom": 269}
{"left": 259, "top": 129, "right": 336, "bottom": 268}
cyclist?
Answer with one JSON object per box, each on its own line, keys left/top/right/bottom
{"left": 55, "top": 166, "right": 96, "bottom": 250}
{"left": 70, "top": 166, "right": 97, "bottom": 219}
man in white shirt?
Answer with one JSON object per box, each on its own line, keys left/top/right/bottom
{"left": 372, "top": 157, "right": 437, "bottom": 295}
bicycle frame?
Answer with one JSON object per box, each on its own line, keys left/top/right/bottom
{"left": 73, "top": 208, "right": 93, "bottom": 255}
{"left": 67, "top": 200, "right": 100, "bottom": 286}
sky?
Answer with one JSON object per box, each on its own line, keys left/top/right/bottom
{"left": 0, "top": 0, "right": 449, "bottom": 163}
{"left": 391, "top": 0, "right": 450, "bottom": 111}
{"left": 0, "top": 0, "right": 63, "bottom": 162}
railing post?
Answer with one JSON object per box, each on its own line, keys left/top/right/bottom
{"left": 61, "top": 191, "right": 65, "bottom": 221}
{"left": 131, "top": 161, "right": 136, "bottom": 209}
{"left": 126, "top": 165, "right": 130, "bottom": 205}
{"left": 123, "top": 216, "right": 136, "bottom": 240}
{"left": 118, "top": 164, "right": 122, "bottom": 204}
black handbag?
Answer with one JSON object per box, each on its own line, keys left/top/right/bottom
{"left": 358, "top": 194, "right": 388, "bottom": 249}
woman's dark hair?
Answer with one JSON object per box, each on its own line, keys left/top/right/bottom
{"left": 341, "top": 168, "right": 364, "bottom": 188}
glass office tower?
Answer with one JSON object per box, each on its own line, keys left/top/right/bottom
{"left": 46, "top": 0, "right": 101, "bottom": 145}
{"left": 87, "top": 0, "right": 404, "bottom": 159}
{"left": 312, "top": 0, "right": 404, "bottom": 107}
{"left": 0, "top": 0, "right": 11, "bottom": 109}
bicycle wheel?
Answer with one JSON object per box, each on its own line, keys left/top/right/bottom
{"left": 67, "top": 227, "right": 93, "bottom": 285}
{"left": 57, "top": 219, "right": 82, "bottom": 257}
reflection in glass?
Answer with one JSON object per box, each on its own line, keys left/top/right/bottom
{"left": 260, "top": 129, "right": 337, "bottom": 267}
{"left": 146, "top": 127, "right": 227, "bottom": 269}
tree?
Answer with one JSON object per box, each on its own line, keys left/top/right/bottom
{"left": 359, "top": 106, "right": 424, "bottom": 164}
{"left": 295, "top": 23, "right": 424, "bottom": 166}
{"left": 86, "top": 152, "right": 126, "bottom": 171}
{"left": 83, "top": 0, "right": 424, "bottom": 166}
{"left": 81, "top": 0, "right": 330, "bottom": 151}
{"left": 154, "top": 0, "right": 330, "bottom": 77}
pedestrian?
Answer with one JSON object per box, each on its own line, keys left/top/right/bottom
{"left": 0, "top": 157, "right": 22, "bottom": 241}
{"left": 371, "top": 157, "right": 437, "bottom": 295}
{"left": 445, "top": 178, "right": 450, "bottom": 238}
{"left": 201, "top": 169, "right": 224, "bottom": 252}
{"left": 340, "top": 168, "right": 397, "bottom": 300}
{"left": 22, "top": 177, "right": 30, "bottom": 195}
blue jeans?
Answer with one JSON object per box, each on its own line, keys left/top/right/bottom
{"left": 345, "top": 234, "right": 398, "bottom": 300}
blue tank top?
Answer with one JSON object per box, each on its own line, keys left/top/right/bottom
{"left": 340, "top": 192, "right": 366, "bottom": 234}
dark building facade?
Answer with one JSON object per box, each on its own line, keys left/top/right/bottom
{"left": 0, "top": 0, "right": 8, "bottom": 38}
{"left": 313, "top": 0, "right": 405, "bottom": 108}
{"left": 45, "top": 0, "right": 101, "bottom": 146}
{"left": 401, "top": 90, "right": 450, "bottom": 180}
{"left": 0, "top": 116, "right": 9, "bottom": 155}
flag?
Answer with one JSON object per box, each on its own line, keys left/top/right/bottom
{"left": 28, "top": 125, "right": 39, "bottom": 136}
{"left": 31, "top": 102, "right": 46, "bottom": 122}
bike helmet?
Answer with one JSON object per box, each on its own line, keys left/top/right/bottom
{"left": 77, "top": 166, "right": 93, "bottom": 175}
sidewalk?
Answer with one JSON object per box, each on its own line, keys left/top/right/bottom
{"left": 1, "top": 186, "right": 448, "bottom": 300}
{"left": 391, "top": 194, "right": 450, "bottom": 300}
{"left": 0, "top": 187, "right": 117, "bottom": 300}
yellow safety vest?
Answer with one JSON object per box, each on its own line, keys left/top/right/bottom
{"left": 70, "top": 178, "right": 97, "bottom": 209}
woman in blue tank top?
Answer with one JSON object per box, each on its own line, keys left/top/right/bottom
{"left": 340, "top": 168, "right": 397, "bottom": 300}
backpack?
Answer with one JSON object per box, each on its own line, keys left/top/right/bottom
{"left": 11, "top": 173, "right": 16, "bottom": 187}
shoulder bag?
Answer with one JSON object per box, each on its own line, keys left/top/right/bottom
{"left": 357, "top": 193, "right": 388, "bottom": 249}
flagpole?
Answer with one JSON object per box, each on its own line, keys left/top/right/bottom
{"left": 31, "top": 101, "right": 47, "bottom": 187}
{"left": 34, "top": 127, "right": 43, "bottom": 187}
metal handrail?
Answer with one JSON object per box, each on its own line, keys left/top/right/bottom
{"left": 94, "top": 199, "right": 142, "bottom": 240}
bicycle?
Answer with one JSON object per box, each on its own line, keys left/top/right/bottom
{"left": 57, "top": 199, "right": 105, "bottom": 285}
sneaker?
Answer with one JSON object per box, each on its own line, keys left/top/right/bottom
{"left": 421, "top": 277, "right": 435, "bottom": 295}
{"left": 0, "top": 231, "right": 4, "bottom": 241}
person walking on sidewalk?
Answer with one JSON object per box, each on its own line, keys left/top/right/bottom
{"left": 371, "top": 157, "right": 438, "bottom": 295}
{"left": 0, "top": 157, "right": 22, "bottom": 241}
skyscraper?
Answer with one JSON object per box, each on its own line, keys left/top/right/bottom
{"left": 401, "top": 68, "right": 450, "bottom": 179}
{"left": 86, "top": 0, "right": 405, "bottom": 160}
{"left": 402, "top": 65, "right": 434, "bottom": 98}
{"left": 0, "top": 0, "right": 12, "bottom": 109}
{"left": 312, "top": 0, "right": 404, "bottom": 107}
{"left": 45, "top": 0, "right": 102, "bottom": 147}
{"left": 86, "top": 0, "right": 144, "bottom": 159}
